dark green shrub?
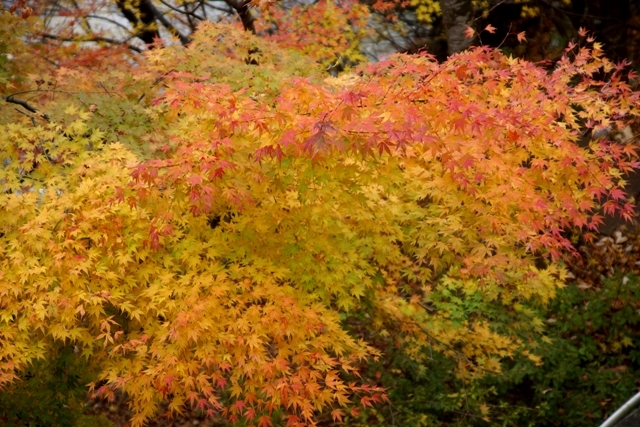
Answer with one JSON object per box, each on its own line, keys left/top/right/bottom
{"left": 356, "top": 271, "right": 640, "bottom": 427}
{"left": 0, "top": 344, "right": 111, "bottom": 427}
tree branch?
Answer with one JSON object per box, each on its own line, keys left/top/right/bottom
{"left": 223, "top": 0, "right": 256, "bottom": 33}
{"left": 3, "top": 95, "right": 50, "bottom": 121}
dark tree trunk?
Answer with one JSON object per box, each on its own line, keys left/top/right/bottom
{"left": 224, "top": 0, "right": 257, "bottom": 33}
{"left": 114, "top": 0, "right": 189, "bottom": 46}
{"left": 440, "top": 0, "right": 472, "bottom": 55}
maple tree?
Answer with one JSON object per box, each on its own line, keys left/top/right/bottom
{"left": 2, "top": 4, "right": 640, "bottom": 427}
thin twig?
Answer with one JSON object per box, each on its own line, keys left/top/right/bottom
{"left": 496, "top": 23, "right": 512, "bottom": 49}
{"left": 14, "top": 108, "right": 38, "bottom": 126}
{"left": 155, "top": 0, "right": 205, "bottom": 22}
{"left": 86, "top": 14, "right": 137, "bottom": 32}
{"left": 40, "top": 32, "right": 143, "bottom": 53}
{"left": 469, "top": 0, "right": 507, "bottom": 23}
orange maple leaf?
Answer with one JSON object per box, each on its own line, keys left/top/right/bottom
{"left": 463, "top": 25, "right": 475, "bottom": 39}
{"left": 484, "top": 24, "right": 497, "bottom": 34}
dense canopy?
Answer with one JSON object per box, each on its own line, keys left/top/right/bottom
{"left": 1, "top": 3, "right": 640, "bottom": 427}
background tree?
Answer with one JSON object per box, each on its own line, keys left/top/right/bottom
{"left": 10, "top": 0, "right": 639, "bottom": 65}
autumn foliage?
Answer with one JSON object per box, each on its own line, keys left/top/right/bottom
{"left": 1, "top": 8, "right": 640, "bottom": 427}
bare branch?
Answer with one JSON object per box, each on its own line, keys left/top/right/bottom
{"left": 155, "top": 0, "right": 205, "bottom": 22}
{"left": 86, "top": 14, "right": 138, "bottom": 33}
{"left": 204, "top": 0, "right": 235, "bottom": 15}
{"left": 144, "top": 0, "right": 191, "bottom": 44}
{"left": 40, "top": 32, "right": 144, "bottom": 53}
